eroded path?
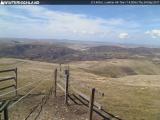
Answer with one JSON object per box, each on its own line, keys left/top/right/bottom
{"left": 9, "top": 92, "right": 101, "bottom": 120}
{"left": 35, "top": 92, "right": 101, "bottom": 120}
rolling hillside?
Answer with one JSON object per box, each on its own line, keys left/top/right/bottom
{"left": 0, "top": 58, "right": 160, "bottom": 120}
{"left": 78, "top": 59, "right": 160, "bottom": 78}
{"left": 0, "top": 43, "right": 80, "bottom": 63}
{"left": 1, "top": 39, "right": 160, "bottom": 63}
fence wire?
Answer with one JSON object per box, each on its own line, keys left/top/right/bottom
{"left": 25, "top": 86, "right": 53, "bottom": 120}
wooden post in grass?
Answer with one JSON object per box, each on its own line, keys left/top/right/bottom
{"left": 59, "top": 64, "right": 61, "bottom": 71}
{"left": 67, "top": 64, "right": 69, "bottom": 71}
{"left": 89, "top": 88, "right": 95, "bottom": 120}
{"left": 54, "top": 68, "right": 57, "bottom": 97}
{"left": 15, "top": 68, "right": 18, "bottom": 96}
{"left": 65, "top": 70, "right": 69, "bottom": 105}
{"left": 4, "top": 106, "right": 8, "bottom": 120}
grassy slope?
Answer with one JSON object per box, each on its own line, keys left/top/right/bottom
{"left": 78, "top": 59, "right": 160, "bottom": 78}
{"left": 0, "top": 58, "right": 55, "bottom": 94}
{"left": 0, "top": 58, "right": 56, "bottom": 119}
{"left": 69, "top": 59, "right": 160, "bottom": 120}
{"left": 0, "top": 58, "right": 160, "bottom": 120}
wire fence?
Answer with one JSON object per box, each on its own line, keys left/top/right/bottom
{"left": 8, "top": 80, "right": 46, "bottom": 109}
{"left": 24, "top": 86, "right": 53, "bottom": 120}
{"left": 0, "top": 67, "right": 54, "bottom": 120}
{"left": 1, "top": 64, "right": 122, "bottom": 120}
{"left": 0, "top": 80, "right": 43, "bottom": 97}
{"left": 56, "top": 64, "right": 122, "bottom": 120}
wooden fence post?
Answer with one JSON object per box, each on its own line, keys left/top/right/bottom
{"left": 60, "top": 64, "right": 61, "bottom": 71}
{"left": 89, "top": 88, "right": 95, "bottom": 120}
{"left": 54, "top": 68, "right": 57, "bottom": 97}
{"left": 65, "top": 70, "right": 69, "bottom": 105}
{"left": 67, "top": 64, "right": 69, "bottom": 71}
{"left": 4, "top": 106, "right": 8, "bottom": 120}
{"left": 15, "top": 68, "right": 18, "bottom": 96}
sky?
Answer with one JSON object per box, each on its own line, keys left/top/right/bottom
{"left": 0, "top": 5, "right": 160, "bottom": 45}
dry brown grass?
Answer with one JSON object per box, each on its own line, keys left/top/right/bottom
{"left": 0, "top": 58, "right": 57, "bottom": 119}
{"left": 0, "top": 58, "right": 160, "bottom": 120}
{"left": 69, "top": 59, "right": 160, "bottom": 120}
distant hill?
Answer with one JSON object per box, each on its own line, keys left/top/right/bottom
{"left": 86, "top": 45, "right": 160, "bottom": 59}
{"left": 0, "top": 43, "right": 79, "bottom": 63}
{"left": 0, "top": 38, "right": 160, "bottom": 62}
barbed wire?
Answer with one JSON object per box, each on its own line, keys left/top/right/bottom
{"left": 8, "top": 80, "right": 46, "bottom": 109}
{"left": 34, "top": 87, "right": 53, "bottom": 119}
{"left": 25, "top": 86, "right": 53, "bottom": 120}
{"left": 24, "top": 74, "right": 54, "bottom": 120}
{"left": 0, "top": 65, "right": 54, "bottom": 120}
{"left": 58, "top": 68, "right": 104, "bottom": 97}
{"left": 0, "top": 80, "right": 44, "bottom": 97}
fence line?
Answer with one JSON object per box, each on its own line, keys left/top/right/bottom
{"left": 25, "top": 83, "right": 54, "bottom": 120}
{"left": 24, "top": 67, "right": 55, "bottom": 120}
{"left": 9, "top": 80, "right": 46, "bottom": 109}
{"left": 0, "top": 67, "right": 53, "bottom": 120}
{"left": 0, "top": 80, "right": 43, "bottom": 97}
{"left": 34, "top": 87, "right": 53, "bottom": 120}
{"left": 0, "top": 68, "right": 18, "bottom": 120}
{"left": 55, "top": 64, "right": 122, "bottom": 120}
{"left": 0, "top": 68, "right": 16, "bottom": 73}
{"left": 0, "top": 68, "right": 18, "bottom": 96}
{"left": 0, "top": 65, "right": 122, "bottom": 120}
{"left": 24, "top": 89, "right": 52, "bottom": 120}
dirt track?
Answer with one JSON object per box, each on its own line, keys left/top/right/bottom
{"left": 9, "top": 92, "right": 101, "bottom": 120}
{"left": 34, "top": 92, "right": 101, "bottom": 120}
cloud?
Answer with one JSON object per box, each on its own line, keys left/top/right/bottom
{"left": 0, "top": 1, "right": 4, "bottom": 5}
{"left": 118, "top": 33, "right": 129, "bottom": 39}
{"left": 0, "top": 6, "right": 139, "bottom": 41}
{"left": 145, "top": 29, "right": 160, "bottom": 38}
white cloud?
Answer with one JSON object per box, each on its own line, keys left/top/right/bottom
{"left": 118, "top": 33, "right": 129, "bottom": 39}
{"left": 0, "top": 1, "right": 4, "bottom": 5}
{"left": 145, "top": 29, "right": 160, "bottom": 38}
{"left": 0, "top": 6, "right": 138, "bottom": 41}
